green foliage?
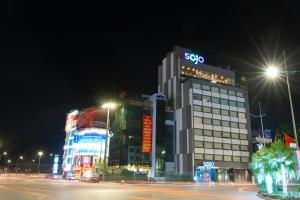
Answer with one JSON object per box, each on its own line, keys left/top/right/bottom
{"left": 275, "top": 123, "right": 300, "bottom": 146}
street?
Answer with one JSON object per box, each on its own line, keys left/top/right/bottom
{"left": 0, "top": 175, "right": 262, "bottom": 200}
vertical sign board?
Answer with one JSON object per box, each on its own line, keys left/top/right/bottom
{"left": 53, "top": 154, "right": 59, "bottom": 175}
{"left": 296, "top": 150, "right": 300, "bottom": 174}
{"left": 142, "top": 115, "right": 152, "bottom": 153}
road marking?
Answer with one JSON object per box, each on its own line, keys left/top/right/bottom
{"left": 130, "top": 197, "right": 158, "bottom": 200}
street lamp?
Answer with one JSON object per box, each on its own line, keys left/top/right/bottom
{"left": 16, "top": 156, "right": 23, "bottom": 173}
{"left": 102, "top": 101, "right": 116, "bottom": 181}
{"left": 265, "top": 51, "right": 298, "bottom": 149}
{"left": 3, "top": 152, "right": 7, "bottom": 156}
{"left": 37, "top": 151, "right": 43, "bottom": 173}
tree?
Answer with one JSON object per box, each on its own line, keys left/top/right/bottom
{"left": 275, "top": 123, "right": 300, "bottom": 147}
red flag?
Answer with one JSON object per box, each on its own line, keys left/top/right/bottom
{"left": 284, "top": 132, "right": 294, "bottom": 147}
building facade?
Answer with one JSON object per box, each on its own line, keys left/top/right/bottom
{"left": 158, "top": 46, "right": 252, "bottom": 182}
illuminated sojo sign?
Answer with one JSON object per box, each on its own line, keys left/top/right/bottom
{"left": 184, "top": 53, "right": 205, "bottom": 64}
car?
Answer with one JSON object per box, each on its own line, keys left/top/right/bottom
{"left": 65, "top": 172, "right": 76, "bottom": 181}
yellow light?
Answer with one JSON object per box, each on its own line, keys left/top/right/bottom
{"left": 102, "top": 102, "right": 116, "bottom": 109}
{"left": 265, "top": 66, "right": 279, "bottom": 79}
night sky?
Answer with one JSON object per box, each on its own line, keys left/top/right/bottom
{"left": 2, "top": 2, "right": 300, "bottom": 159}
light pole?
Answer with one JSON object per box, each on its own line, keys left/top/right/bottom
{"left": 16, "top": 156, "right": 23, "bottom": 173}
{"left": 265, "top": 52, "right": 298, "bottom": 149}
{"left": 102, "top": 102, "right": 116, "bottom": 181}
{"left": 7, "top": 159, "right": 11, "bottom": 172}
{"left": 37, "top": 151, "right": 43, "bottom": 173}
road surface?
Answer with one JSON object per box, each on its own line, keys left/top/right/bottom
{"left": 0, "top": 175, "right": 262, "bottom": 200}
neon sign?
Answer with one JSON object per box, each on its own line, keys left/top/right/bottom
{"left": 184, "top": 53, "right": 204, "bottom": 64}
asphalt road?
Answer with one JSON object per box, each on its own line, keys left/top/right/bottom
{"left": 0, "top": 175, "right": 262, "bottom": 200}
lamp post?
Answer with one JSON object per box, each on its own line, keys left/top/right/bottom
{"left": 37, "top": 151, "right": 43, "bottom": 173}
{"left": 7, "top": 159, "right": 11, "bottom": 173}
{"left": 101, "top": 102, "right": 116, "bottom": 181}
{"left": 265, "top": 52, "right": 298, "bottom": 149}
{"left": 16, "top": 156, "right": 23, "bottom": 173}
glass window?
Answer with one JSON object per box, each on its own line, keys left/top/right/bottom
{"left": 211, "top": 87, "right": 219, "bottom": 93}
{"left": 204, "top": 130, "right": 213, "bottom": 136}
{"left": 232, "top": 144, "right": 240, "bottom": 151}
{"left": 193, "top": 94, "right": 202, "bottom": 101}
{"left": 214, "top": 155, "right": 223, "bottom": 161}
{"left": 233, "top": 156, "right": 240, "bottom": 162}
{"left": 213, "top": 131, "right": 222, "bottom": 137}
{"left": 212, "top": 97, "right": 220, "bottom": 104}
{"left": 231, "top": 133, "right": 239, "bottom": 139}
{"left": 212, "top": 108, "right": 221, "bottom": 115}
{"left": 203, "top": 118, "right": 212, "bottom": 125}
{"left": 213, "top": 119, "right": 221, "bottom": 126}
{"left": 195, "top": 153, "right": 203, "bottom": 160}
{"left": 228, "top": 90, "right": 235, "bottom": 96}
{"left": 194, "top": 117, "right": 202, "bottom": 125}
{"left": 230, "top": 111, "right": 238, "bottom": 117}
{"left": 239, "top": 123, "right": 246, "bottom": 129}
{"left": 214, "top": 143, "right": 222, "bottom": 149}
{"left": 241, "top": 157, "right": 249, "bottom": 162}
{"left": 204, "top": 142, "right": 213, "bottom": 149}
{"left": 193, "top": 83, "right": 201, "bottom": 89}
{"left": 237, "top": 102, "right": 245, "bottom": 108}
{"left": 236, "top": 92, "right": 243, "bottom": 97}
{"left": 203, "top": 107, "right": 211, "bottom": 113}
{"left": 223, "top": 144, "right": 231, "bottom": 150}
{"left": 220, "top": 99, "right": 228, "bottom": 105}
{"left": 224, "top": 156, "right": 232, "bottom": 162}
{"left": 230, "top": 122, "right": 238, "bottom": 128}
{"left": 194, "top": 129, "right": 203, "bottom": 136}
{"left": 193, "top": 105, "right": 202, "bottom": 112}
{"left": 240, "top": 145, "right": 248, "bottom": 151}
{"left": 202, "top": 85, "right": 210, "bottom": 91}
{"left": 238, "top": 112, "right": 245, "bottom": 118}
{"left": 229, "top": 101, "right": 236, "bottom": 107}
{"left": 195, "top": 141, "right": 203, "bottom": 148}
{"left": 203, "top": 95, "right": 211, "bottom": 103}
{"left": 240, "top": 134, "right": 247, "bottom": 140}
{"left": 204, "top": 154, "right": 213, "bottom": 160}
{"left": 220, "top": 89, "right": 227, "bottom": 95}
{"left": 223, "top": 132, "right": 231, "bottom": 138}
{"left": 221, "top": 109, "right": 229, "bottom": 116}
{"left": 222, "top": 121, "right": 230, "bottom": 127}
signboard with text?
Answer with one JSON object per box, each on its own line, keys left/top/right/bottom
{"left": 142, "top": 115, "right": 152, "bottom": 153}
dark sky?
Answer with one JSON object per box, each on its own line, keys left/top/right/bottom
{"left": 2, "top": 2, "right": 300, "bottom": 159}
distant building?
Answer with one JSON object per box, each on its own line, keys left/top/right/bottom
{"left": 252, "top": 129, "right": 272, "bottom": 152}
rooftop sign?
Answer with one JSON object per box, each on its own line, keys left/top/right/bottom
{"left": 184, "top": 52, "right": 204, "bottom": 64}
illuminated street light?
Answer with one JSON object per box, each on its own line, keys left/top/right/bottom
{"left": 102, "top": 101, "right": 116, "bottom": 181}
{"left": 37, "top": 151, "right": 43, "bottom": 173}
{"left": 265, "top": 66, "right": 279, "bottom": 79}
{"left": 3, "top": 152, "right": 7, "bottom": 156}
{"left": 16, "top": 156, "right": 23, "bottom": 173}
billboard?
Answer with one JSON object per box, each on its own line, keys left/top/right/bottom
{"left": 81, "top": 156, "right": 92, "bottom": 168}
{"left": 65, "top": 110, "right": 79, "bottom": 132}
{"left": 77, "top": 108, "right": 106, "bottom": 129}
{"left": 142, "top": 115, "right": 152, "bottom": 153}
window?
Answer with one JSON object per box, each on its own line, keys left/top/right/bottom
{"left": 223, "top": 132, "right": 231, "bottom": 138}
{"left": 239, "top": 123, "right": 246, "bottom": 129}
{"left": 204, "top": 142, "right": 213, "bottom": 149}
{"left": 214, "top": 143, "right": 222, "bottom": 149}
{"left": 195, "top": 141, "right": 203, "bottom": 148}
{"left": 232, "top": 144, "right": 240, "bottom": 151}
{"left": 204, "top": 154, "right": 213, "bottom": 160}
{"left": 193, "top": 94, "right": 202, "bottom": 101}
{"left": 202, "top": 85, "right": 210, "bottom": 91}
{"left": 212, "top": 97, "right": 220, "bottom": 104}
{"left": 224, "top": 156, "right": 232, "bottom": 162}
{"left": 237, "top": 92, "right": 244, "bottom": 97}
{"left": 211, "top": 87, "right": 219, "bottom": 93}
{"left": 213, "top": 119, "right": 221, "bottom": 126}
{"left": 193, "top": 83, "right": 201, "bottom": 89}
{"left": 222, "top": 121, "right": 230, "bottom": 127}
{"left": 203, "top": 118, "right": 212, "bottom": 125}
{"left": 238, "top": 112, "right": 245, "bottom": 118}
{"left": 223, "top": 144, "right": 231, "bottom": 150}
{"left": 230, "top": 111, "right": 238, "bottom": 117}
{"left": 240, "top": 145, "right": 248, "bottom": 151}
{"left": 204, "top": 130, "right": 213, "bottom": 136}
{"left": 231, "top": 133, "right": 239, "bottom": 139}
{"left": 194, "top": 117, "right": 202, "bottom": 125}
{"left": 203, "top": 95, "right": 211, "bottom": 103}
{"left": 230, "top": 122, "right": 238, "bottom": 128}
{"left": 193, "top": 105, "right": 202, "bottom": 112}
{"left": 233, "top": 156, "right": 240, "bottom": 162}
{"left": 195, "top": 153, "right": 203, "bottom": 160}
{"left": 241, "top": 157, "right": 249, "bottom": 162}
{"left": 214, "top": 155, "right": 223, "bottom": 161}
{"left": 228, "top": 90, "right": 235, "bottom": 96}
{"left": 203, "top": 107, "right": 211, "bottom": 113}
{"left": 237, "top": 102, "right": 245, "bottom": 108}
{"left": 194, "top": 129, "right": 203, "bottom": 136}
{"left": 220, "top": 99, "right": 228, "bottom": 105}
{"left": 213, "top": 131, "right": 222, "bottom": 137}
{"left": 229, "top": 101, "right": 236, "bottom": 107}
{"left": 221, "top": 109, "right": 229, "bottom": 116}
{"left": 220, "top": 88, "right": 227, "bottom": 95}
{"left": 212, "top": 108, "right": 221, "bottom": 115}
{"left": 240, "top": 134, "right": 247, "bottom": 140}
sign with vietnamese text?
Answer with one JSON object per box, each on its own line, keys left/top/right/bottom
{"left": 142, "top": 115, "right": 152, "bottom": 153}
